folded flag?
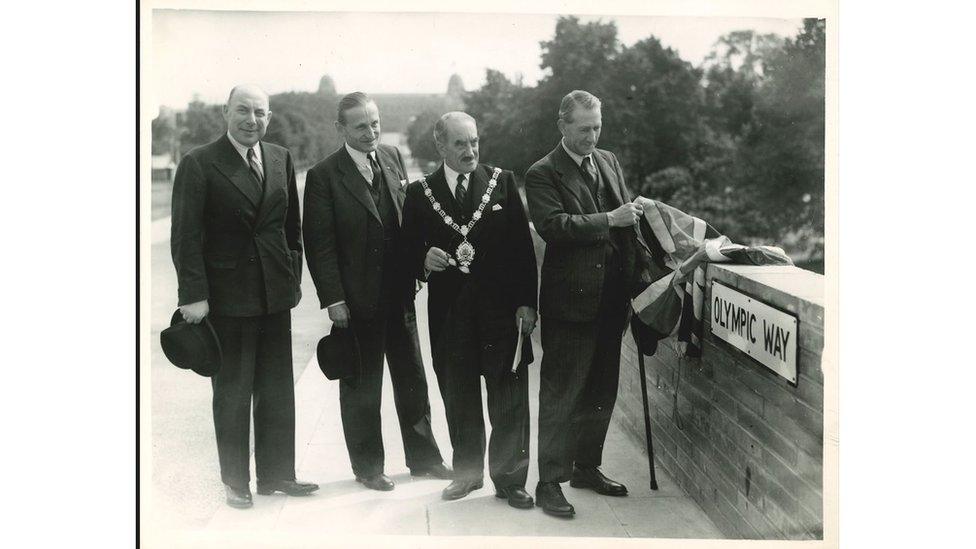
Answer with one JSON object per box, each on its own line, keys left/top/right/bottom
{"left": 630, "top": 197, "right": 793, "bottom": 357}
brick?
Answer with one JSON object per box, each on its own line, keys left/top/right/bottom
{"left": 795, "top": 446, "right": 824, "bottom": 487}
{"left": 762, "top": 402, "right": 823, "bottom": 458}
{"left": 795, "top": 372, "right": 825, "bottom": 412}
{"left": 764, "top": 495, "right": 804, "bottom": 538}
{"left": 730, "top": 378, "right": 765, "bottom": 417}
{"left": 737, "top": 490, "right": 779, "bottom": 539}
{"left": 798, "top": 347, "right": 824, "bottom": 382}
{"left": 799, "top": 321, "right": 824, "bottom": 354}
{"left": 711, "top": 387, "right": 737, "bottom": 418}
{"left": 736, "top": 361, "right": 797, "bottom": 411}
{"left": 799, "top": 298, "right": 824, "bottom": 327}
{"left": 697, "top": 488, "right": 740, "bottom": 539}
{"left": 737, "top": 406, "right": 798, "bottom": 466}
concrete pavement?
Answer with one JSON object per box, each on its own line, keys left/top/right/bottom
{"left": 197, "top": 281, "right": 722, "bottom": 542}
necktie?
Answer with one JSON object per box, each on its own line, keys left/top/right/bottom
{"left": 246, "top": 148, "right": 264, "bottom": 189}
{"left": 580, "top": 156, "right": 600, "bottom": 206}
{"left": 455, "top": 174, "right": 467, "bottom": 209}
{"left": 368, "top": 153, "right": 383, "bottom": 194}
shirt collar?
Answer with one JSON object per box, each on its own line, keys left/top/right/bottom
{"left": 227, "top": 132, "right": 262, "bottom": 164}
{"left": 344, "top": 142, "right": 376, "bottom": 167}
{"left": 442, "top": 163, "right": 469, "bottom": 191}
{"left": 560, "top": 138, "right": 591, "bottom": 168}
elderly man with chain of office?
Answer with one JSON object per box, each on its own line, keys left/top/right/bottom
{"left": 525, "top": 90, "right": 646, "bottom": 518}
{"left": 401, "top": 112, "right": 538, "bottom": 509}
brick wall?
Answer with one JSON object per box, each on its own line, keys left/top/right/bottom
{"left": 614, "top": 264, "right": 825, "bottom": 540}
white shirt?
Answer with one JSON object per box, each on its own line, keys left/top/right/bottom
{"left": 443, "top": 163, "right": 469, "bottom": 198}
{"left": 345, "top": 143, "right": 379, "bottom": 183}
{"left": 560, "top": 138, "right": 593, "bottom": 170}
{"left": 227, "top": 132, "right": 264, "bottom": 173}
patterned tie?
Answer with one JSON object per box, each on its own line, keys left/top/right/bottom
{"left": 455, "top": 173, "right": 467, "bottom": 210}
{"left": 368, "top": 153, "right": 383, "bottom": 195}
{"left": 246, "top": 148, "right": 264, "bottom": 190}
{"left": 580, "top": 155, "right": 603, "bottom": 210}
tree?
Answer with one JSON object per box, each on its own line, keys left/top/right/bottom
{"left": 601, "top": 36, "right": 705, "bottom": 192}
{"left": 177, "top": 97, "right": 224, "bottom": 158}
{"left": 405, "top": 110, "right": 441, "bottom": 167}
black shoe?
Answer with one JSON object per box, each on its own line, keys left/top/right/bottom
{"left": 535, "top": 482, "right": 575, "bottom": 517}
{"left": 224, "top": 484, "right": 253, "bottom": 509}
{"left": 256, "top": 479, "right": 319, "bottom": 496}
{"left": 410, "top": 462, "right": 453, "bottom": 480}
{"left": 441, "top": 479, "right": 483, "bottom": 501}
{"left": 495, "top": 485, "right": 534, "bottom": 509}
{"left": 569, "top": 465, "right": 628, "bottom": 496}
{"left": 356, "top": 473, "right": 395, "bottom": 491}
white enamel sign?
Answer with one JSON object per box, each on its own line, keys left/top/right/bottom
{"left": 710, "top": 281, "right": 798, "bottom": 383}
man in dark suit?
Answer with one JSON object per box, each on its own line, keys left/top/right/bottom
{"left": 170, "top": 84, "right": 318, "bottom": 509}
{"left": 401, "top": 112, "right": 538, "bottom": 509}
{"left": 525, "top": 90, "right": 645, "bottom": 517}
{"left": 303, "top": 92, "right": 450, "bottom": 491}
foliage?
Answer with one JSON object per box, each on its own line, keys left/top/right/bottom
{"left": 405, "top": 109, "right": 441, "bottom": 167}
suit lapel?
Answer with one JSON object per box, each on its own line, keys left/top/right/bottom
{"left": 213, "top": 135, "right": 263, "bottom": 208}
{"left": 254, "top": 142, "right": 285, "bottom": 224}
{"left": 552, "top": 145, "right": 598, "bottom": 213}
{"left": 337, "top": 146, "right": 381, "bottom": 223}
{"left": 593, "top": 150, "right": 625, "bottom": 207}
{"left": 376, "top": 146, "right": 406, "bottom": 224}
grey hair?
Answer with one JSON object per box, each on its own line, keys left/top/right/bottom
{"left": 433, "top": 111, "right": 476, "bottom": 144}
{"left": 558, "top": 90, "right": 601, "bottom": 123}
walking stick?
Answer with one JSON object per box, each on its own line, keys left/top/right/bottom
{"left": 634, "top": 333, "right": 659, "bottom": 491}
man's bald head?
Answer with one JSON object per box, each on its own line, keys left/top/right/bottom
{"left": 223, "top": 84, "right": 272, "bottom": 148}
{"left": 434, "top": 112, "right": 479, "bottom": 174}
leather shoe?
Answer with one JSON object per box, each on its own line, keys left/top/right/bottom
{"left": 441, "top": 479, "right": 483, "bottom": 501}
{"left": 495, "top": 485, "right": 534, "bottom": 509}
{"left": 256, "top": 479, "right": 319, "bottom": 496}
{"left": 569, "top": 465, "right": 628, "bottom": 496}
{"left": 224, "top": 484, "right": 253, "bottom": 509}
{"left": 410, "top": 462, "right": 453, "bottom": 480}
{"left": 356, "top": 473, "right": 395, "bottom": 491}
{"left": 535, "top": 482, "right": 575, "bottom": 517}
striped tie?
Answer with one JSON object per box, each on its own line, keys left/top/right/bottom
{"left": 247, "top": 148, "right": 264, "bottom": 189}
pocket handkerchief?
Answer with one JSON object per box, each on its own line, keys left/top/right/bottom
{"left": 491, "top": 204, "right": 503, "bottom": 211}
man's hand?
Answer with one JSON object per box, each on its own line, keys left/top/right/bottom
{"left": 328, "top": 302, "right": 351, "bottom": 329}
{"left": 515, "top": 306, "right": 537, "bottom": 335}
{"left": 607, "top": 201, "right": 644, "bottom": 227}
{"left": 425, "top": 247, "right": 451, "bottom": 272}
{"left": 180, "top": 300, "right": 209, "bottom": 324}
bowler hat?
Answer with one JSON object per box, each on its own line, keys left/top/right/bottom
{"left": 316, "top": 326, "right": 361, "bottom": 380}
{"left": 160, "top": 310, "right": 223, "bottom": 377}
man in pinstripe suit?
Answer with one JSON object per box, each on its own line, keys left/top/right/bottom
{"left": 401, "top": 112, "right": 538, "bottom": 509}
{"left": 525, "top": 90, "right": 645, "bottom": 518}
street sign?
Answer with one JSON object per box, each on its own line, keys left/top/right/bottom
{"left": 710, "top": 281, "right": 798, "bottom": 384}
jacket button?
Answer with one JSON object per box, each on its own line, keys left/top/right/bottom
{"left": 248, "top": 257, "right": 256, "bottom": 263}
{"left": 235, "top": 209, "right": 241, "bottom": 216}
{"left": 596, "top": 263, "right": 603, "bottom": 269}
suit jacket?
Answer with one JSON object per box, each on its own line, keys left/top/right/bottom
{"left": 171, "top": 134, "right": 302, "bottom": 317}
{"left": 401, "top": 164, "right": 538, "bottom": 351}
{"left": 303, "top": 143, "right": 414, "bottom": 320}
{"left": 525, "top": 144, "right": 641, "bottom": 322}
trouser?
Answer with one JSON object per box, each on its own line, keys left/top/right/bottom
{"left": 339, "top": 302, "right": 443, "bottom": 478}
{"left": 209, "top": 310, "right": 296, "bottom": 489}
{"left": 431, "top": 297, "right": 530, "bottom": 490}
{"left": 537, "top": 279, "right": 629, "bottom": 483}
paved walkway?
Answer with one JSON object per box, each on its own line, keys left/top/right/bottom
{"left": 196, "top": 285, "right": 722, "bottom": 543}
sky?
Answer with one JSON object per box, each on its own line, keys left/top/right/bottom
{"left": 149, "top": 10, "right": 804, "bottom": 112}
